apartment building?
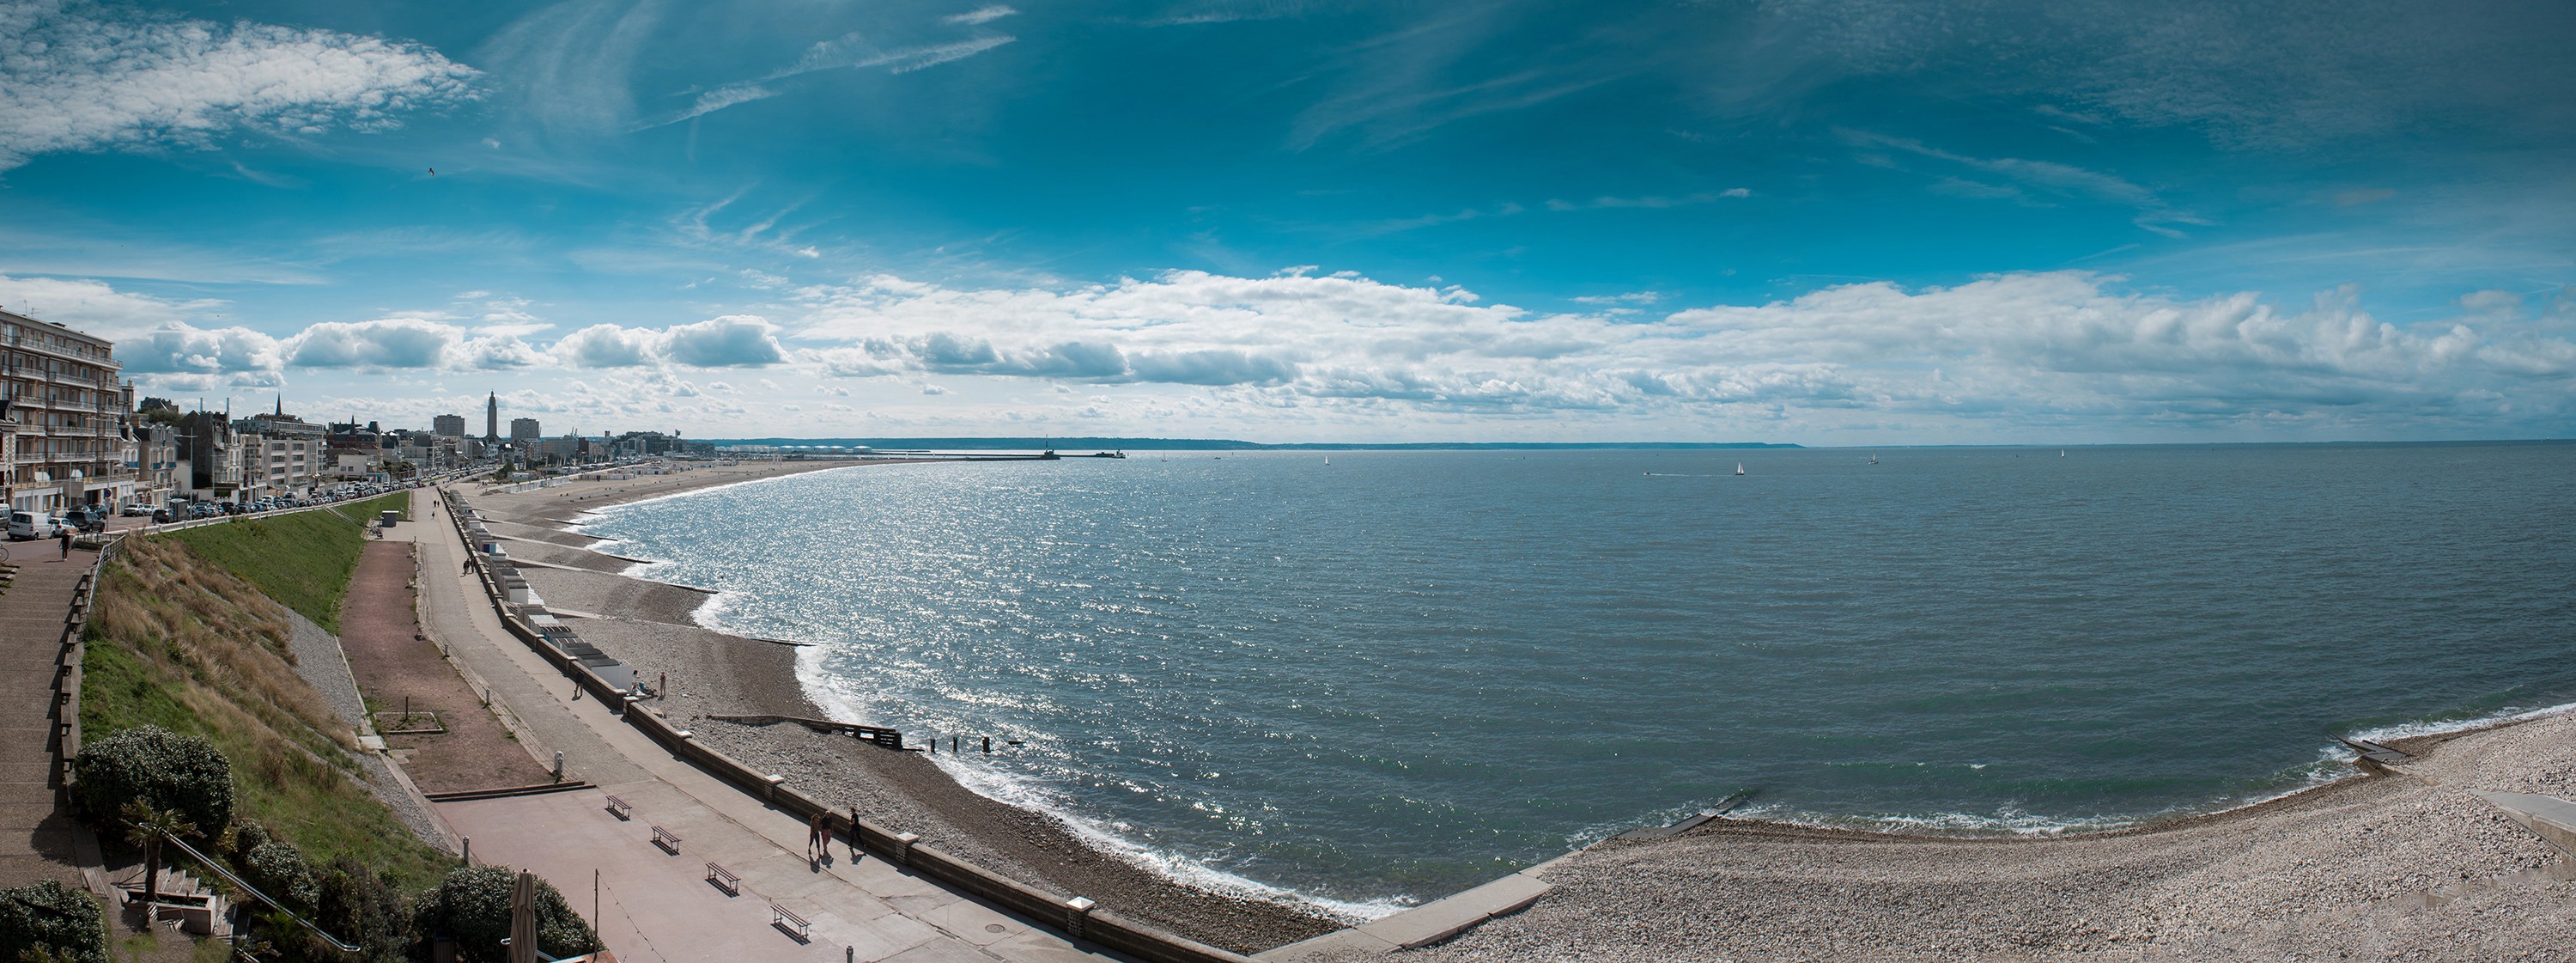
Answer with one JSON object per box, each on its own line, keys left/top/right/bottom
{"left": 236, "top": 409, "right": 327, "bottom": 499}
{"left": 2, "top": 309, "right": 136, "bottom": 513}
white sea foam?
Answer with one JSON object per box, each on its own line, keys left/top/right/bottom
{"left": 921, "top": 749, "right": 1416, "bottom": 923}
{"left": 2348, "top": 699, "right": 2576, "bottom": 745}
{"left": 774, "top": 638, "right": 1412, "bottom": 923}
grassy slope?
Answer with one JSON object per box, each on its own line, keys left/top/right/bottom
{"left": 83, "top": 533, "right": 452, "bottom": 893}
{"left": 164, "top": 492, "right": 407, "bottom": 635}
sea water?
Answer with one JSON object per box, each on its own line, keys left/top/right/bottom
{"left": 576, "top": 442, "right": 2576, "bottom": 913}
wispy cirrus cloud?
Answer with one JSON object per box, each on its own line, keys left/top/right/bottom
{"left": 0, "top": 0, "right": 476, "bottom": 171}
{"left": 634, "top": 22, "right": 1017, "bottom": 130}
{"left": 1844, "top": 130, "right": 2211, "bottom": 236}
{"left": 945, "top": 5, "right": 1019, "bottom": 26}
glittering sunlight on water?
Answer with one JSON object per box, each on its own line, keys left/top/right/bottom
{"left": 578, "top": 443, "right": 2576, "bottom": 909}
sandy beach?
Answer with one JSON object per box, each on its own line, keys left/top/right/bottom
{"left": 459, "top": 460, "right": 1344, "bottom": 954}
{"left": 457, "top": 459, "right": 2575, "bottom": 961}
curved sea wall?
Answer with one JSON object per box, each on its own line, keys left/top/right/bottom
{"left": 440, "top": 489, "right": 1269, "bottom": 963}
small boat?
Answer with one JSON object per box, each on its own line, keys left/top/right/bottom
{"left": 2060, "top": 450, "right": 2067, "bottom": 458}
{"left": 1868, "top": 453, "right": 1879, "bottom": 466}
{"left": 1324, "top": 456, "right": 1331, "bottom": 466}
{"left": 1735, "top": 462, "right": 1746, "bottom": 476}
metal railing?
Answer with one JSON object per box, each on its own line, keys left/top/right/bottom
{"left": 157, "top": 833, "right": 359, "bottom": 953}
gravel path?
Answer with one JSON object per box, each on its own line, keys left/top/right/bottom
{"left": 282, "top": 609, "right": 453, "bottom": 855}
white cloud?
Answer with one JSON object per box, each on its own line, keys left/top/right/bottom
{"left": 662, "top": 315, "right": 787, "bottom": 367}
{"left": 553, "top": 315, "right": 787, "bottom": 369}
{"left": 286, "top": 318, "right": 458, "bottom": 368}
{"left": 0, "top": 0, "right": 477, "bottom": 170}
{"left": 556, "top": 323, "right": 656, "bottom": 368}
{"left": 945, "top": 5, "right": 1018, "bottom": 26}
{"left": 125, "top": 324, "right": 287, "bottom": 384}
{"left": 783, "top": 268, "right": 2576, "bottom": 433}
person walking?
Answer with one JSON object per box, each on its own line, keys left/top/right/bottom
{"left": 58, "top": 527, "right": 72, "bottom": 560}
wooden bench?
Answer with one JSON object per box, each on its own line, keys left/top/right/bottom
{"left": 769, "top": 901, "right": 810, "bottom": 943}
{"left": 604, "top": 795, "right": 632, "bottom": 820}
{"left": 704, "top": 862, "right": 739, "bottom": 896}
{"left": 650, "top": 825, "right": 682, "bottom": 854}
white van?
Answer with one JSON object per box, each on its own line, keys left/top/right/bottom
{"left": 8, "top": 510, "right": 62, "bottom": 540}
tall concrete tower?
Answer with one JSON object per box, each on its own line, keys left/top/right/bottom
{"left": 484, "top": 392, "right": 499, "bottom": 442}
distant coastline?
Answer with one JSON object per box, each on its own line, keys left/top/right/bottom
{"left": 707, "top": 436, "right": 1806, "bottom": 450}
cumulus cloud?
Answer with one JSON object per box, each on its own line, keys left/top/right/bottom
{"left": 285, "top": 318, "right": 456, "bottom": 368}
{"left": 784, "top": 268, "right": 2576, "bottom": 432}
{"left": 556, "top": 324, "right": 656, "bottom": 368}
{"left": 0, "top": 0, "right": 477, "bottom": 170}
{"left": 662, "top": 315, "right": 787, "bottom": 367}
{"left": 124, "top": 323, "right": 286, "bottom": 383}
{"left": 553, "top": 315, "right": 787, "bottom": 369}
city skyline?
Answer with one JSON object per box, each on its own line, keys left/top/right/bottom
{"left": 1, "top": 0, "right": 2571, "bottom": 443}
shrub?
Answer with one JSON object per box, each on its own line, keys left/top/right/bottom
{"left": 225, "top": 820, "right": 271, "bottom": 856}
{"left": 0, "top": 879, "right": 107, "bottom": 963}
{"left": 241, "top": 839, "right": 319, "bottom": 911}
{"left": 70, "top": 725, "right": 234, "bottom": 835}
{"left": 304, "top": 857, "right": 414, "bottom": 963}
{"left": 412, "top": 867, "right": 598, "bottom": 963}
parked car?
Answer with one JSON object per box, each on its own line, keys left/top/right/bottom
{"left": 8, "top": 510, "right": 62, "bottom": 540}
{"left": 152, "top": 508, "right": 175, "bottom": 523}
{"left": 59, "top": 509, "right": 108, "bottom": 533}
{"left": 120, "top": 503, "right": 151, "bottom": 517}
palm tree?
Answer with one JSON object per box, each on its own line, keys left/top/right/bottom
{"left": 121, "top": 800, "right": 198, "bottom": 917}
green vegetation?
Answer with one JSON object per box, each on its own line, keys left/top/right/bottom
{"left": 0, "top": 879, "right": 108, "bottom": 963}
{"left": 164, "top": 491, "right": 409, "bottom": 634}
{"left": 332, "top": 491, "right": 412, "bottom": 527}
{"left": 70, "top": 727, "right": 234, "bottom": 833}
{"left": 413, "top": 867, "right": 600, "bottom": 963}
{"left": 82, "top": 536, "right": 453, "bottom": 897}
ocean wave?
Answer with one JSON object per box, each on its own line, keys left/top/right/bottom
{"left": 921, "top": 750, "right": 1417, "bottom": 923}
{"left": 783, "top": 654, "right": 1413, "bottom": 923}
{"left": 1722, "top": 801, "right": 2151, "bottom": 838}
{"left": 2347, "top": 698, "right": 2576, "bottom": 745}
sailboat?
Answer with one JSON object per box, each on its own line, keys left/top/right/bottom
{"left": 1868, "top": 453, "right": 1879, "bottom": 466}
{"left": 1323, "top": 456, "right": 1331, "bottom": 466}
{"left": 2060, "top": 450, "right": 2067, "bottom": 458}
{"left": 1735, "top": 462, "right": 1746, "bottom": 476}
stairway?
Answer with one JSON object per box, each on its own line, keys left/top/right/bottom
{"left": 116, "top": 863, "right": 233, "bottom": 937}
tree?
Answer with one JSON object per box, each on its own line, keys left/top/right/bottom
{"left": 307, "top": 857, "right": 413, "bottom": 963}
{"left": 240, "top": 839, "right": 318, "bottom": 911}
{"left": 0, "top": 880, "right": 107, "bottom": 963}
{"left": 70, "top": 726, "right": 234, "bottom": 835}
{"left": 121, "top": 801, "right": 197, "bottom": 917}
{"left": 411, "top": 868, "right": 596, "bottom": 963}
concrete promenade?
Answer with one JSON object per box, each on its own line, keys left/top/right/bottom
{"left": 401, "top": 491, "right": 1118, "bottom": 963}
{"left": 0, "top": 543, "right": 94, "bottom": 891}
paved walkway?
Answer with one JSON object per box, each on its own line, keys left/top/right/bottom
{"left": 0, "top": 544, "right": 95, "bottom": 890}
{"left": 401, "top": 492, "right": 1119, "bottom": 963}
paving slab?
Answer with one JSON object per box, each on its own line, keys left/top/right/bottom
{"left": 1349, "top": 873, "right": 1548, "bottom": 952}
{"left": 2479, "top": 791, "right": 2576, "bottom": 856}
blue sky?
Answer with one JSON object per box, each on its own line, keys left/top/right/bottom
{"left": 2, "top": 0, "right": 2571, "bottom": 442}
